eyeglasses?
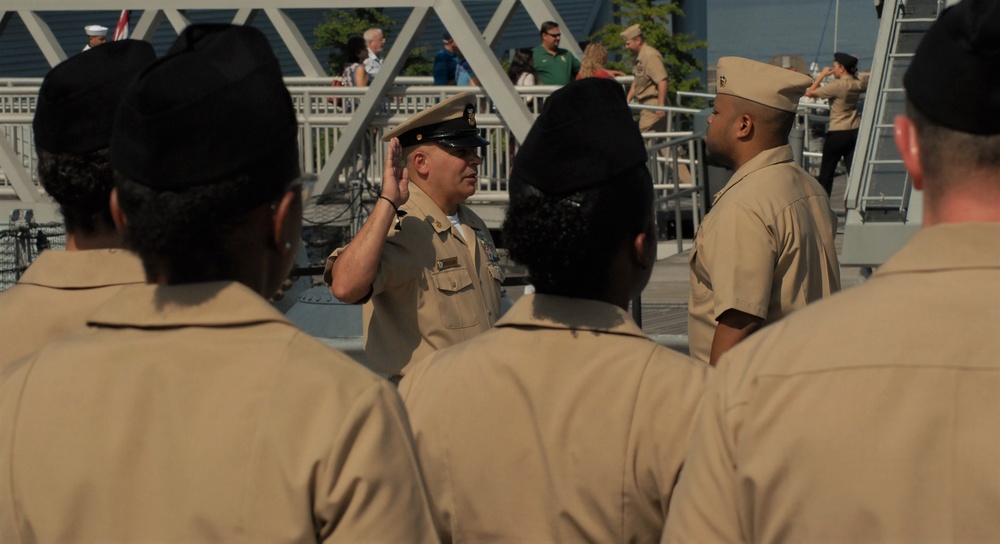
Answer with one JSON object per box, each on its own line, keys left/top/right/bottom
{"left": 546, "top": 33, "right": 561, "bottom": 38}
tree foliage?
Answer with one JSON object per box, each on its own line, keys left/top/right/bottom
{"left": 313, "top": 8, "right": 431, "bottom": 77}
{"left": 590, "top": 0, "right": 706, "bottom": 97}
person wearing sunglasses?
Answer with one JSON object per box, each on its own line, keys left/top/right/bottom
{"left": 532, "top": 21, "right": 581, "bottom": 85}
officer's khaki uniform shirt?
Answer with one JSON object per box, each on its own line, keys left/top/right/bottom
{"left": 399, "top": 294, "right": 708, "bottom": 543}
{"left": 326, "top": 183, "right": 503, "bottom": 375}
{"left": 688, "top": 145, "right": 840, "bottom": 363}
{"left": 0, "top": 249, "right": 144, "bottom": 368}
{"left": 0, "top": 281, "right": 438, "bottom": 543}
{"left": 633, "top": 43, "right": 669, "bottom": 132}
{"left": 664, "top": 223, "right": 1000, "bottom": 543}
{"left": 814, "top": 77, "right": 868, "bottom": 130}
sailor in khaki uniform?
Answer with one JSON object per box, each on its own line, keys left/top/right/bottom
{"left": 622, "top": 24, "right": 669, "bottom": 132}
{"left": 326, "top": 92, "right": 503, "bottom": 378}
{"left": 399, "top": 79, "right": 708, "bottom": 543}
{"left": 0, "top": 25, "right": 438, "bottom": 543}
{"left": 689, "top": 57, "right": 840, "bottom": 365}
{"left": 806, "top": 52, "right": 870, "bottom": 194}
{"left": 664, "top": 1, "right": 1000, "bottom": 541}
{"left": 0, "top": 40, "right": 154, "bottom": 367}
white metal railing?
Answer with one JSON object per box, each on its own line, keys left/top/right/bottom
{"left": 2, "top": 77, "right": 705, "bottom": 234}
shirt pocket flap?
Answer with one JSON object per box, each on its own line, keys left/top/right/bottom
{"left": 432, "top": 268, "right": 473, "bottom": 293}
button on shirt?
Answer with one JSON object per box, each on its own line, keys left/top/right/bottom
{"left": 665, "top": 223, "right": 1000, "bottom": 543}
{"left": 325, "top": 183, "right": 504, "bottom": 375}
{"left": 688, "top": 145, "right": 840, "bottom": 363}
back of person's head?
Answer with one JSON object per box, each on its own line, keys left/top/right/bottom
{"left": 111, "top": 24, "right": 300, "bottom": 286}
{"left": 344, "top": 36, "right": 366, "bottom": 65}
{"left": 578, "top": 43, "right": 608, "bottom": 78}
{"left": 507, "top": 48, "right": 536, "bottom": 83}
{"left": 33, "top": 40, "right": 155, "bottom": 235}
{"left": 506, "top": 78, "right": 653, "bottom": 299}
{"left": 902, "top": 0, "right": 1000, "bottom": 189}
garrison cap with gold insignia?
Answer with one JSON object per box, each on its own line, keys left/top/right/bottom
{"left": 716, "top": 56, "right": 813, "bottom": 113}
{"left": 383, "top": 91, "right": 489, "bottom": 148}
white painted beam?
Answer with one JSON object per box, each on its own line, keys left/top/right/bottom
{"left": 264, "top": 8, "right": 325, "bottom": 77}
{"left": 313, "top": 7, "right": 433, "bottom": 195}
{"left": 16, "top": 11, "right": 67, "bottom": 68}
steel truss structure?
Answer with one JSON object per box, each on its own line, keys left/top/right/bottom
{"left": 0, "top": 0, "right": 583, "bottom": 217}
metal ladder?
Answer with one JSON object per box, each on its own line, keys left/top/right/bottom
{"left": 841, "top": 0, "right": 944, "bottom": 267}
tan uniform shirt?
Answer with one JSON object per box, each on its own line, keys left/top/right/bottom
{"left": 399, "top": 294, "right": 708, "bottom": 543}
{"left": 664, "top": 223, "right": 1000, "bottom": 543}
{"left": 633, "top": 42, "right": 668, "bottom": 103}
{"left": 325, "top": 183, "right": 504, "bottom": 375}
{"left": 815, "top": 77, "right": 868, "bottom": 131}
{"left": 688, "top": 145, "right": 840, "bottom": 363}
{"left": 0, "top": 249, "right": 145, "bottom": 368}
{"left": 0, "top": 282, "right": 438, "bottom": 543}
{"left": 633, "top": 43, "right": 669, "bottom": 132}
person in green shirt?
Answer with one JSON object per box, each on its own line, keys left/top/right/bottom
{"left": 532, "top": 21, "right": 580, "bottom": 85}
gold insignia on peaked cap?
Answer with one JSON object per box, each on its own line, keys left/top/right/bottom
{"left": 383, "top": 91, "right": 490, "bottom": 148}
{"left": 715, "top": 56, "right": 813, "bottom": 112}
{"left": 620, "top": 24, "right": 641, "bottom": 41}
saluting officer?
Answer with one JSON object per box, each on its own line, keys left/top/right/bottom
{"left": 399, "top": 78, "right": 707, "bottom": 542}
{"left": 664, "top": 0, "right": 1000, "bottom": 540}
{"left": 0, "top": 40, "right": 154, "bottom": 368}
{"left": 688, "top": 57, "right": 840, "bottom": 365}
{"left": 326, "top": 92, "right": 504, "bottom": 380}
{"left": 0, "top": 25, "right": 437, "bottom": 542}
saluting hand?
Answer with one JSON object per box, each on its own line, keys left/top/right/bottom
{"left": 381, "top": 137, "right": 410, "bottom": 207}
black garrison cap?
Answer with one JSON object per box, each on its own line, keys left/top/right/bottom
{"left": 383, "top": 91, "right": 489, "bottom": 148}
{"left": 33, "top": 40, "right": 156, "bottom": 154}
{"left": 904, "top": 0, "right": 1000, "bottom": 135}
{"left": 509, "top": 78, "right": 648, "bottom": 196}
{"left": 833, "top": 52, "right": 858, "bottom": 72}
{"left": 112, "top": 24, "right": 300, "bottom": 206}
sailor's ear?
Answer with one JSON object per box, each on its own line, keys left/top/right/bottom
{"left": 894, "top": 114, "right": 924, "bottom": 190}
{"left": 109, "top": 188, "right": 128, "bottom": 231}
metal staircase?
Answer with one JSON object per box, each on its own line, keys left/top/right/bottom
{"left": 841, "top": 0, "right": 945, "bottom": 267}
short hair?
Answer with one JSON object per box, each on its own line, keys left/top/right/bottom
{"left": 906, "top": 100, "right": 1000, "bottom": 195}
{"left": 364, "top": 28, "right": 383, "bottom": 45}
{"left": 115, "top": 174, "right": 263, "bottom": 283}
{"left": 36, "top": 147, "right": 115, "bottom": 235}
{"left": 736, "top": 97, "right": 796, "bottom": 143}
{"left": 503, "top": 164, "right": 654, "bottom": 298}
{"left": 540, "top": 21, "right": 559, "bottom": 37}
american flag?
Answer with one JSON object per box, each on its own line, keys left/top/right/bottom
{"left": 114, "top": 10, "right": 130, "bottom": 41}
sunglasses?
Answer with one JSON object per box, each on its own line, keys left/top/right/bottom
{"left": 546, "top": 33, "right": 561, "bottom": 38}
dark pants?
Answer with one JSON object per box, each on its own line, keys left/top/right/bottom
{"left": 817, "top": 128, "right": 859, "bottom": 195}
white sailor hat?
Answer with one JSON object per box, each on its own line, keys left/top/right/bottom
{"left": 85, "top": 25, "right": 108, "bottom": 37}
